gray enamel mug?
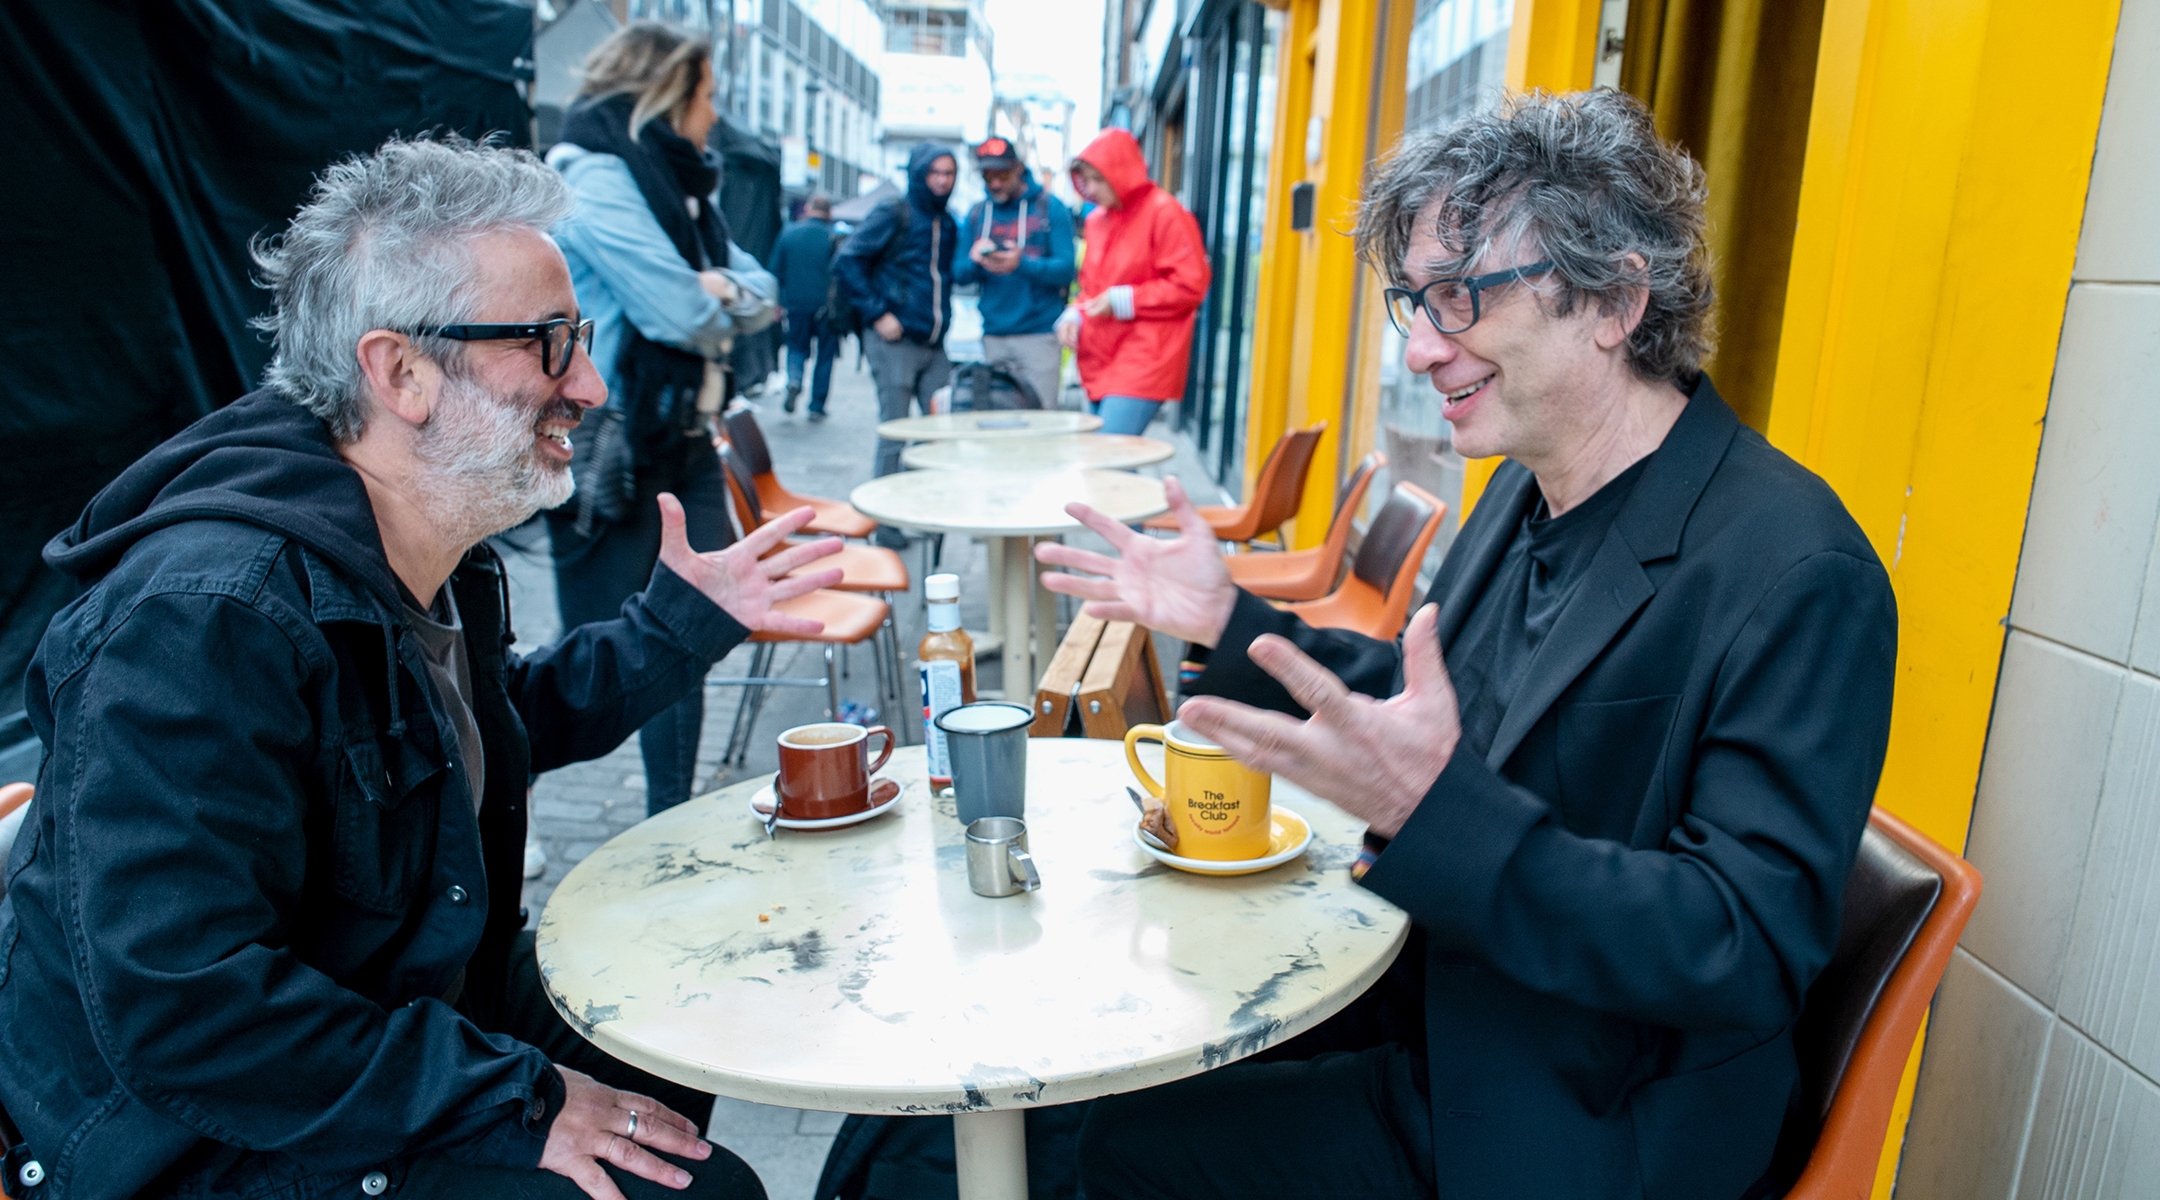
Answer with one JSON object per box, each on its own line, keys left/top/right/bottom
{"left": 965, "top": 816, "right": 1041, "bottom": 897}
{"left": 935, "top": 701, "right": 1033, "bottom": 825}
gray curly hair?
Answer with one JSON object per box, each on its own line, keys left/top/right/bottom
{"left": 251, "top": 135, "right": 573, "bottom": 443}
{"left": 1355, "top": 89, "right": 1714, "bottom": 385}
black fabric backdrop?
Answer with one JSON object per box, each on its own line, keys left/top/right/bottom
{"left": 712, "top": 115, "right": 785, "bottom": 390}
{"left": 0, "top": 0, "right": 532, "bottom": 722}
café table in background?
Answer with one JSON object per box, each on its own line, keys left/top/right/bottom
{"left": 848, "top": 469, "right": 1167, "bottom": 694}
{"left": 535, "top": 740, "right": 1409, "bottom": 1200}
{"left": 875, "top": 411, "right": 1103, "bottom": 442}
{"left": 900, "top": 432, "right": 1175, "bottom": 473}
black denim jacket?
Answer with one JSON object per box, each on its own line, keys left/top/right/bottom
{"left": 0, "top": 391, "right": 748, "bottom": 1199}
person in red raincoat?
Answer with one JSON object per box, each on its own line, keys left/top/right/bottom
{"left": 1055, "top": 128, "right": 1211, "bottom": 434}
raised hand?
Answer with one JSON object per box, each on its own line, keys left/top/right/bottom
{"left": 1033, "top": 476, "right": 1239, "bottom": 647}
{"left": 1177, "top": 604, "right": 1460, "bottom": 837}
{"left": 655, "top": 494, "right": 844, "bottom": 636}
{"left": 539, "top": 1065, "right": 711, "bottom": 1200}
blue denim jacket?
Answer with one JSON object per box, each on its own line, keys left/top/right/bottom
{"left": 0, "top": 390, "right": 749, "bottom": 1199}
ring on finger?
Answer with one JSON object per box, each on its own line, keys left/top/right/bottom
{"left": 626, "top": 1109, "right": 639, "bottom": 1139}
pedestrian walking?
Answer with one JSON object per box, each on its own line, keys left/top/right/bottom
{"left": 833, "top": 143, "right": 959, "bottom": 548}
{"left": 545, "top": 21, "right": 781, "bottom": 816}
{"left": 770, "top": 192, "right": 843, "bottom": 419}
{"left": 953, "top": 136, "right": 1076, "bottom": 410}
{"left": 1056, "top": 128, "right": 1210, "bottom": 435}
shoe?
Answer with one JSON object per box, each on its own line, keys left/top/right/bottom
{"left": 783, "top": 383, "right": 800, "bottom": 413}
{"left": 806, "top": 406, "right": 827, "bottom": 423}
{"left": 523, "top": 830, "right": 548, "bottom": 879}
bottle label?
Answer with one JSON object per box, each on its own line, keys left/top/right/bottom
{"left": 920, "top": 659, "right": 964, "bottom": 786}
{"left": 926, "top": 597, "right": 961, "bottom": 634}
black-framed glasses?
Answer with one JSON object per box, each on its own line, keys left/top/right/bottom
{"left": 410, "top": 318, "right": 595, "bottom": 378}
{"left": 1383, "top": 260, "right": 1556, "bottom": 337}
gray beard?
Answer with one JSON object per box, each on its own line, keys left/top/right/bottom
{"left": 411, "top": 373, "right": 577, "bottom": 546}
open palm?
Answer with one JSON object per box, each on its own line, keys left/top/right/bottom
{"left": 1034, "top": 476, "right": 1240, "bottom": 647}
{"left": 654, "top": 494, "right": 843, "bottom": 636}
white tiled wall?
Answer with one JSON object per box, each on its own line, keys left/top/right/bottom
{"left": 1898, "top": 1, "right": 2160, "bottom": 1192}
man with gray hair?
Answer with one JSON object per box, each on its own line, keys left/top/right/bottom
{"left": 0, "top": 137, "right": 840, "bottom": 1200}
{"left": 1040, "top": 91, "right": 1897, "bottom": 1198}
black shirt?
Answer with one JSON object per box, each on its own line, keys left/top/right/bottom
{"left": 1446, "top": 457, "right": 1652, "bottom": 762}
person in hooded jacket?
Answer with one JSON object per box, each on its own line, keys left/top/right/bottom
{"left": 0, "top": 136, "right": 843, "bottom": 1200}
{"left": 951, "top": 138, "right": 1076, "bottom": 411}
{"left": 832, "top": 143, "right": 959, "bottom": 548}
{"left": 1054, "top": 129, "right": 1211, "bottom": 435}
{"left": 544, "top": 22, "right": 780, "bottom": 816}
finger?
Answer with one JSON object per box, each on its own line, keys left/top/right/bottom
{"left": 737, "top": 506, "right": 819, "bottom": 557}
{"left": 1164, "top": 477, "right": 1216, "bottom": 545}
{"left": 656, "top": 493, "right": 689, "bottom": 558}
{"left": 1247, "top": 634, "right": 1355, "bottom": 718}
{"left": 1036, "top": 571, "right": 1125, "bottom": 602}
{"left": 601, "top": 1131, "right": 693, "bottom": 1190}
{"left": 1077, "top": 600, "right": 1144, "bottom": 623}
{"left": 1399, "top": 604, "right": 1450, "bottom": 698}
{"left": 768, "top": 569, "right": 844, "bottom": 601}
{"left": 1062, "top": 502, "right": 1142, "bottom": 552}
{"left": 617, "top": 1094, "right": 704, "bottom": 1141}
{"left": 755, "top": 611, "right": 829, "bottom": 636}
{"left": 566, "top": 1159, "right": 631, "bottom": 1200}
{"left": 1033, "top": 541, "right": 1121, "bottom": 577}
{"left": 1178, "top": 697, "right": 1316, "bottom": 776}
{"left": 764, "top": 536, "right": 845, "bottom": 576}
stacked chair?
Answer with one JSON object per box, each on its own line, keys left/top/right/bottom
{"left": 1282, "top": 481, "right": 1446, "bottom": 639}
{"left": 1224, "top": 452, "right": 1385, "bottom": 602}
{"left": 1146, "top": 422, "right": 1327, "bottom": 549}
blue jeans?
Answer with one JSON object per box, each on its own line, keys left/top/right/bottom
{"left": 785, "top": 306, "right": 840, "bottom": 411}
{"left": 1089, "top": 394, "right": 1165, "bottom": 435}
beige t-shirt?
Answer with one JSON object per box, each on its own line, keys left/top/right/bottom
{"left": 402, "top": 589, "right": 485, "bottom": 815}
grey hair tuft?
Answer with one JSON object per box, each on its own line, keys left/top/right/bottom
{"left": 1355, "top": 89, "right": 1714, "bottom": 385}
{"left": 251, "top": 134, "right": 573, "bottom": 442}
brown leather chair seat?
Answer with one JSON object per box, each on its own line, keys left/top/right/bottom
{"left": 1226, "top": 452, "right": 1384, "bottom": 601}
{"left": 724, "top": 408, "right": 877, "bottom": 539}
{"left": 1282, "top": 482, "right": 1445, "bottom": 640}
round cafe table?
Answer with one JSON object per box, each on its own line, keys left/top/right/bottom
{"left": 535, "top": 741, "right": 1408, "bottom": 1200}
{"left": 900, "top": 433, "right": 1175, "bottom": 473}
{"left": 848, "top": 469, "right": 1166, "bottom": 694}
{"left": 875, "top": 411, "right": 1102, "bottom": 442}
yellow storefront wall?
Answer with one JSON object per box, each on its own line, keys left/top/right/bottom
{"left": 1237, "top": 0, "right": 2125, "bottom": 1193}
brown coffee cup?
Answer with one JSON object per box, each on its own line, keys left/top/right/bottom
{"left": 776, "top": 723, "right": 896, "bottom": 820}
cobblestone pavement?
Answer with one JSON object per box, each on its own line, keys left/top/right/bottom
{"left": 498, "top": 334, "right": 1216, "bottom": 1198}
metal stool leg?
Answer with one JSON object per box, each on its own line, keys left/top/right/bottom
{"left": 824, "top": 645, "right": 839, "bottom": 719}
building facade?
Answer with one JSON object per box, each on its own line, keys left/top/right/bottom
{"left": 878, "top": 0, "right": 996, "bottom": 189}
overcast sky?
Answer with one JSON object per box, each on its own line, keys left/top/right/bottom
{"left": 982, "top": 0, "right": 1105, "bottom": 157}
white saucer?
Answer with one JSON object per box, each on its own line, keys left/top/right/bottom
{"left": 748, "top": 777, "right": 902, "bottom": 830}
{"left": 1132, "top": 805, "right": 1313, "bottom": 876}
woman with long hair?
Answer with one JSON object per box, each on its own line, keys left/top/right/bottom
{"left": 546, "top": 22, "right": 779, "bottom": 817}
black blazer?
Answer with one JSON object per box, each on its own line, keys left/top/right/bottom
{"left": 1194, "top": 378, "right": 1897, "bottom": 1200}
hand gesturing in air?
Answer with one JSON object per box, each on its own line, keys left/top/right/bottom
{"left": 656, "top": 495, "right": 844, "bottom": 635}
{"left": 1033, "top": 477, "right": 1239, "bottom": 648}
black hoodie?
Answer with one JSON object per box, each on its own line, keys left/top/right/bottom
{"left": 4, "top": 389, "right": 748, "bottom": 1199}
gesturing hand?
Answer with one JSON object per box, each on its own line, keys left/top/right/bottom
{"left": 1033, "top": 476, "right": 1238, "bottom": 648}
{"left": 655, "top": 494, "right": 844, "bottom": 636}
{"left": 1080, "top": 292, "right": 1115, "bottom": 320}
{"left": 539, "top": 1066, "right": 712, "bottom": 1200}
{"left": 1177, "top": 604, "right": 1461, "bottom": 837}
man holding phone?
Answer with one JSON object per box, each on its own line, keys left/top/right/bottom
{"left": 953, "top": 137, "right": 1076, "bottom": 411}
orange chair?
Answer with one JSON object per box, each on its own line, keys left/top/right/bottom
{"left": 1145, "top": 422, "right": 1327, "bottom": 548}
{"left": 1225, "top": 452, "right": 1385, "bottom": 602}
{"left": 714, "top": 588, "right": 895, "bottom": 766}
{"left": 1281, "top": 482, "right": 1446, "bottom": 639}
{"left": 723, "top": 408, "right": 878, "bottom": 539}
{"left": 1784, "top": 807, "right": 1982, "bottom": 1199}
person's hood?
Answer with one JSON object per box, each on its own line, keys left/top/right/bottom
{"left": 905, "top": 142, "right": 957, "bottom": 216}
{"left": 1074, "top": 128, "right": 1153, "bottom": 207}
{"left": 44, "top": 389, "right": 405, "bottom": 612}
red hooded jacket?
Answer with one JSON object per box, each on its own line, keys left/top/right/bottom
{"left": 1072, "top": 129, "right": 1211, "bottom": 402}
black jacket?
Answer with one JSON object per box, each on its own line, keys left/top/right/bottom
{"left": 1194, "top": 379, "right": 1897, "bottom": 1200}
{"left": 832, "top": 143, "right": 957, "bottom": 345}
{"left": 0, "top": 390, "right": 750, "bottom": 1199}
{"left": 769, "top": 215, "right": 838, "bottom": 313}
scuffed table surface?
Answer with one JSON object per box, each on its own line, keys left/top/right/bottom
{"left": 876, "top": 411, "right": 1102, "bottom": 441}
{"left": 535, "top": 740, "right": 1407, "bottom": 1114}
{"left": 848, "top": 468, "right": 1167, "bottom": 537}
{"left": 901, "top": 434, "right": 1174, "bottom": 473}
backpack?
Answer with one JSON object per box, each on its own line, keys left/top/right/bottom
{"left": 947, "top": 360, "right": 1043, "bottom": 411}
{"left": 826, "top": 198, "right": 911, "bottom": 338}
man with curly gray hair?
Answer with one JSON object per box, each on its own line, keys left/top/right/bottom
{"left": 1041, "top": 91, "right": 1896, "bottom": 1199}
{"left": 3, "top": 136, "right": 844, "bottom": 1200}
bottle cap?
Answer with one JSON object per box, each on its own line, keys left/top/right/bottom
{"left": 926, "top": 573, "right": 961, "bottom": 601}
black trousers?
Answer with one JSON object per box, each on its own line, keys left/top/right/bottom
{"left": 547, "top": 434, "right": 733, "bottom": 816}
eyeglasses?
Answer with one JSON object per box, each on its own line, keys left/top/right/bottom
{"left": 410, "top": 318, "right": 595, "bottom": 379}
{"left": 1382, "top": 260, "right": 1556, "bottom": 337}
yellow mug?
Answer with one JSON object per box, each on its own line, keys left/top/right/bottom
{"left": 1124, "top": 720, "right": 1272, "bottom": 861}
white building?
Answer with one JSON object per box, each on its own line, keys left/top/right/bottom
{"left": 726, "top": 0, "right": 886, "bottom": 197}
{"left": 877, "top": 0, "right": 994, "bottom": 197}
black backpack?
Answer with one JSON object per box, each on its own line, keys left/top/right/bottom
{"left": 948, "top": 360, "right": 1043, "bottom": 411}
{"left": 826, "top": 198, "right": 911, "bottom": 338}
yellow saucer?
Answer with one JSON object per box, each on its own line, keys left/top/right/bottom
{"left": 1132, "top": 806, "right": 1312, "bottom": 876}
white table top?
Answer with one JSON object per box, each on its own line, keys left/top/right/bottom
{"left": 535, "top": 741, "right": 1407, "bottom": 1114}
{"left": 901, "top": 434, "right": 1175, "bottom": 473}
{"left": 877, "top": 411, "right": 1103, "bottom": 441}
{"left": 849, "top": 468, "right": 1167, "bottom": 536}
